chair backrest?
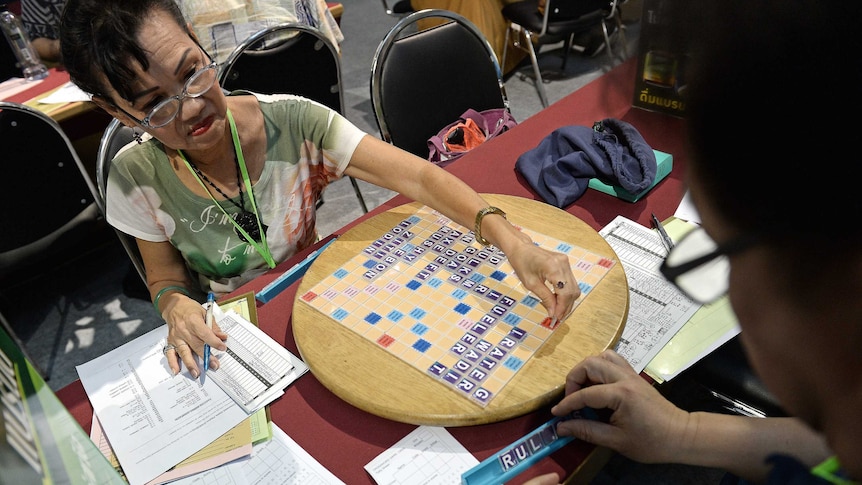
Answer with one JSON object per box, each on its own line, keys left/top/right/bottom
{"left": 95, "top": 119, "right": 136, "bottom": 202}
{"left": 218, "top": 22, "right": 343, "bottom": 114}
{"left": 0, "top": 101, "right": 103, "bottom": 279}
{"left": 95, "top": 118, "right": 147, "bottom": 284}
{"left": 370, "top": 9, "right": 509, "bottom": 158}
{"left": 218, "top": 22, "right": 369, "bottom": 213}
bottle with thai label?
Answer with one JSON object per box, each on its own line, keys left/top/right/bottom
{"left": 0, "top": 5, "right": 48, "bottom": 81}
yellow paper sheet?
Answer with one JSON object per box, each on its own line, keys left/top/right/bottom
{"left": 218, "top": 291, "right": 258, "bottom": 324}
{"left": 644, "top": 218, "right": 741, "bottom": 383}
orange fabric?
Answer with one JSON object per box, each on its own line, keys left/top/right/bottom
{"left": 444, "top": 118, "right": 487, "bottom": 152}
{"left": 411, "top": 0, "right": 527, "bottom": 75}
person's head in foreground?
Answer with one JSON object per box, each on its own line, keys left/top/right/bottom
{"left": 526, "top": 0, "right": 862, "bottom": 483}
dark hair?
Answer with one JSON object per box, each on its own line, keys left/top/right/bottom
{"left": 683, "top": 0, "right": 862, "bottom": 245}
{"left": 59, "top": 0, "right": 190, "bottom": 103}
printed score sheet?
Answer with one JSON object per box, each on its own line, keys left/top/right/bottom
{"left": 599, "top": 216, "right": 702, "bottom": 372}
{"left": 365, "top": 426, "right": 479, "bottom": 485}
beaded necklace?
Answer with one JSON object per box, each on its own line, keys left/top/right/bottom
{"left": 178, "top": 109, "right": 275, "bottom": 268}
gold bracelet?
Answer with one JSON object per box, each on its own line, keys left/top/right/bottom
{"left": 474, "top": 206, "right": 506, "bottom": 246}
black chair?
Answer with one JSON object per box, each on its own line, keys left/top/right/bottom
{"left": 370, "top": 9, "right": 510, "bottom": 159}
{"left": 219, "top": 22, "right": 368, "bottom": 213}
{"left": 501, "top": 0, "right": 624, "bottom": 108}
{"left": 94, "top": 118, "right": 149, "bottom": 288}
{"left": 0, "top": 101, "right": 105, "bottom": 283}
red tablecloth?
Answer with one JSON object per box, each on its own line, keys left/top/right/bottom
{"left": 2, "top": 67, "right": 69, "bottom": 104}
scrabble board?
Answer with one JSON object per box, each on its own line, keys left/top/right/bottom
{"left": 298, "top": 206, "right": 615, "bottom": 407}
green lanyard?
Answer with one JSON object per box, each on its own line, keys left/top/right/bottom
{"left": 811, "top": 456, "right": 858, "bottom": 485}
{"left": 178, "top": 109, "right": 276, "bottom": 269}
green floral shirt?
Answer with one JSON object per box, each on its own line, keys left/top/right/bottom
{"left": 106, "top": 92, "right": 365, "bottom": 294}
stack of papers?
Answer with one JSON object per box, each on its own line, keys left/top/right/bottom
{"left": 76, "top": 305, "right": 307, "bottom": 485}
{"left": 168, "top": 423, "right": 346, "bottom": 484}
{"left": 599, "top": 214, "right": 740, "bottom": 382}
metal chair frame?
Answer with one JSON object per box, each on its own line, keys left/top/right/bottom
{"left": 502, "top": 0, "right": 625, "bottom": 108}
{"left": 95, "top": 119, "right": 148, "bottom": 285}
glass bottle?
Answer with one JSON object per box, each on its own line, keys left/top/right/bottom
{"left": 0, "top": 5, "right": 48, "bottom": 81}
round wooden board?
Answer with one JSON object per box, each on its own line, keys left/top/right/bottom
{"left": 293, "top": 194, "right": 628, "bottom": 426}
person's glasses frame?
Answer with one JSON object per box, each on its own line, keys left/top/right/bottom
{"left": 112, "top": 46, "right": 218, "bottom": 129}
{"left": 659, "top": 227, "right": 758, "bottom": 304}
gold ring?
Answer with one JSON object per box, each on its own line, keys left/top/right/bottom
{"left": 556, "top": 281, "right": 565, "bottom": 289}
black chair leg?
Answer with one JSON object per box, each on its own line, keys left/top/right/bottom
{"left": 561, "top": 33, "right": 575, "bottom": 71}
{"left": 349, "top": 176, "right": 369, "bottom": 213}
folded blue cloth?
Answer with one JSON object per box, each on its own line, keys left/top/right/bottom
{"left": 515, "top": 119, "right": 657, "bottom": 208}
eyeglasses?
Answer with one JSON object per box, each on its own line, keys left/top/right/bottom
{"left": 659, "top": 227, "right": 758, "bottom": 304}
{"left": 117, "top": 60, "right": 218, "bottom": 129}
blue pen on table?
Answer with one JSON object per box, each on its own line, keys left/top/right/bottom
{"left": 202, "top": 291, "right": 214, "bottom": 384}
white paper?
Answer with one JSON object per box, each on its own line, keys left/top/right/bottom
{"left": 242, "top": 424, "right": 344, "bottom": 484}
{"left": 365, "top": 426, "right": 479, "bottom": 485}
{"left": 673, "top": 190, "right": 701, "bottom": 224}
{"left": 89, "top": 414, "right": 252, "bottom": 485}
{"left": 37, "top": 81, "right": 92, "bottom": 103}
{"left": 36, "top": 81, "right": 92, "bottom": 103}
{"left": 600, "top": 216, "right": 703, "bottom": 372}
{"left": 76, "top": 326, "right": 250, "bottom": 485}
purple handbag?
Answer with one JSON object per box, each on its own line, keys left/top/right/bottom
{"left": 427, "top": 108, "right": 517, "bottom": 167}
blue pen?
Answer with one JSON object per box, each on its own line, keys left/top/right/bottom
{"left": 202, "top": 291, "right": 214, "bottom": 384}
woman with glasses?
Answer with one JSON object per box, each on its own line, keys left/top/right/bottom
{"left": 526, "top": 0, "right": 861, "bottom": 484}
{"left": 58, "top": 0, "right": 580, "bottom": 378}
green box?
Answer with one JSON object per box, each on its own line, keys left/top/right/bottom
{"left": 588, "top": 149, "right": 672, "bottom": 202}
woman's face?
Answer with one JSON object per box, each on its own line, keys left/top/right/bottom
{"left": 100, "top": 9, "right": 228, "bottom": 152}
